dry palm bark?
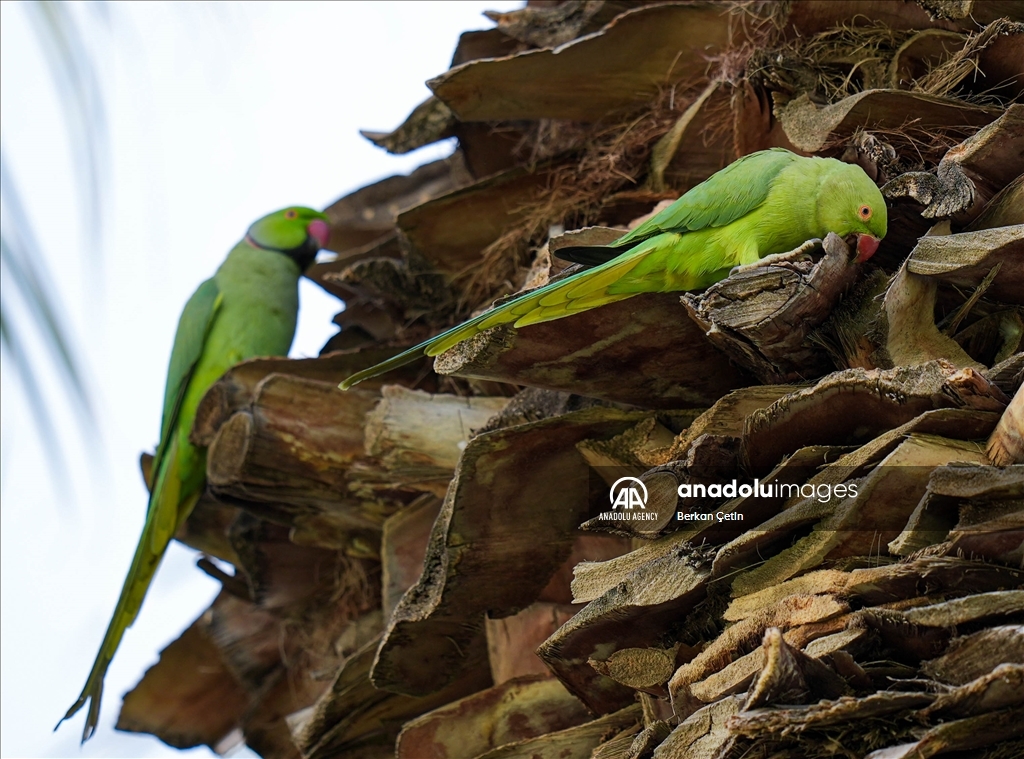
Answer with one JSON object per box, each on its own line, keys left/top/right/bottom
{"left": 116, "top": 2, "right": 1024, "bottom": 757}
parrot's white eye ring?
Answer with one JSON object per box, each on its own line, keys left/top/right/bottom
{"left": 859, "top": 205, "right": 872, "bottom": 220}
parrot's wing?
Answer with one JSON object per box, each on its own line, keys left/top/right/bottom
{"left": 620, "top": 148, "right": 797, "bottom": 242}
{"left": 555, "top": 148, "right": 798, "bottom": 265}
{"left": 151, "top": 278, "right": 222, "bottom": 502}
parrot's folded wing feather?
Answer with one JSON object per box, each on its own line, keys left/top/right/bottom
{"left": 152, "top": 278, "right": 222, "bottom": 497}
{"left": 614, "top": 148, "right": 798, "bottom": 247}
{"left": 552, "top": 149, "right": 795, "bottom": 266}
{"left": 59, "top": 279, "right": 222, "bottom": 742}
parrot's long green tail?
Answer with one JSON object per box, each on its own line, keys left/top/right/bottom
{"left": 58, "top": 443, "right": 194, "bottom": 742}
{"left": 339, "top": 247, "right": 650, "bottom": 390}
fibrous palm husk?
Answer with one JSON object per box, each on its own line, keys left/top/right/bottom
{"left": 117, "top": 2, "right": 1024, "bottom": 757}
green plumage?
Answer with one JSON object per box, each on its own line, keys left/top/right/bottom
{"left": 340, "top": 149, "right": 886, "bottom": 390}
{"left": 60, "top": 207, "right": 328, "bottom": 742}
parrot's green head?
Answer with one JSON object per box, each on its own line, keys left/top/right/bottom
{"left": 818, "top": 162, "right": 888, "bottom": 263}
{"left": 246, "top": 206, "right": 331, "bottom": 271}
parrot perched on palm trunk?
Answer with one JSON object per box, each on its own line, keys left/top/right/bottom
{"left": 59, "top": 207, "right": 330, "bottom": 742}
{"left": 340, "top": 148, "right": 886, "bottom": 390}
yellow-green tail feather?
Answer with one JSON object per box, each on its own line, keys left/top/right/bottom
{"left": 339, "top": 249, "right": 652, "bottom": 390}
{"left": 58, "top": 439, "right": 197, "bottom": 742}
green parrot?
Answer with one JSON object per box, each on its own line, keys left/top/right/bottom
{"left": 340, "top": 148, "right": 886, "bottom": 390}
{"left": 59, "top": 206, "right": 330, "bottom": 742}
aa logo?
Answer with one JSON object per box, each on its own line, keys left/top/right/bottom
{"left": 610, "top": 477, "right": 647, "bottom": 510}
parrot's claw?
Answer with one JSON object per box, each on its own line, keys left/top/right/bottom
{"left": 730, "top": 238, "right": 822, "bottom": 276}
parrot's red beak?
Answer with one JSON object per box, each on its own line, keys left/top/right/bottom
{"left": 307, "top": 219, "right": 330, "bottom": 250}
{"left": 856, "top": 234, "right": 880, "bottom": 263}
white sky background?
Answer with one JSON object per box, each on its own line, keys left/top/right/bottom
{"left": 0, "top": 2, "right": 517, "bottom": 757}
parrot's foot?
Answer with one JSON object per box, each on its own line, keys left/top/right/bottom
{"left": 730, "top": 238, "right": 822, "bottom": 276}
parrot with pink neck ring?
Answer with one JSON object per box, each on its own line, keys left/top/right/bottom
{"left": 340, "top": 148, "right": 886, "bottom": 390}
{"left": 59, "top": 206, "right": 331, "bottom": 742}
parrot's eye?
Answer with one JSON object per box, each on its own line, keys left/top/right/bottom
{"left": 284, "top": 209, "right": 298, "bottom": 220}
{"left": 859, "top": 205, "right": 872, "bottom": 220}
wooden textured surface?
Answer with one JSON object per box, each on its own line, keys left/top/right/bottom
{"left": 908, "top": 224, "right": 1024, "bottom": 306}
{"left": 778, "top": 90, "right": 1001, "bottom": 154}
{"left": 436, "top": 291, "right": 754, "bottom": 409}
{"left": 683, "top": 234, "right": 864, "bottom": 384}
{"left": 371, "top": 406, "right": 648, "bottom": 697}
{"left": 395, "top": 675, "right": 591, "bottom": 759}
{"left": 117, "top": 609, "right": 248, "bottom": 752}
{"left": 429, "top": 4, "right": 744, "bottom": 122}
{"left": 206, "top": 375, "right": 388, "bottom": 542}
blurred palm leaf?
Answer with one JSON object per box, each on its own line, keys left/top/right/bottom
{"left": 1, "top": 163, "right": 95, "bottom": 457}
{"left": 23, "top": 0, "right": 108, "bottom": 252}
{"left": 1, "top": 0, "right": 108, "bottom": 476}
